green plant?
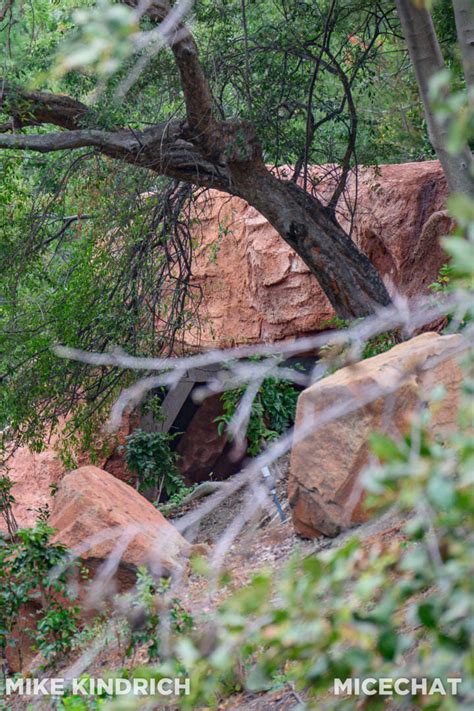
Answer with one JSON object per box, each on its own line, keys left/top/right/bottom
{"left": 320, "top": 318, "right": 398, "bottom": 363}
{"left": 216, "top": 374, "right": 300, "bottom": 456}
{"left": 124, "top": 429, "right": 184, "bottom": 501}
{"left": 320, "top": 316, "right": 349, "bottom": 330}
{"left": 429, "top": 263, "right": 454, "bottom": 293}
{"left": 362, "top": 331, "right": 399, "bottom": 359}
{"left": 125, "top": 568, "right": 193, "bottom": 661}
{"left": 158, "top": 484, "right": 198, "bottom": 517}
{"left": 0, "top": 517, "right": 80, "bottom": 670}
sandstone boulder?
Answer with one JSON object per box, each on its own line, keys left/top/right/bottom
{"left": 288, "top": 333, "right": 467, "bottom": 538}
{"left": 49, "top": 466, "right": 189, "bottom": 592}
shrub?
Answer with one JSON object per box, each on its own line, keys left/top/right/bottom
{"left": 216, "top": 374, "right": 300, "bottom": 456}
{"left": 124, "top": 429, "right": 184, "bottom": 502}
{"left": 0, "top": 517, "right": 79, "bottom": 670}
{"left": 125, "top": 568, "right": 193, "bottom": 661}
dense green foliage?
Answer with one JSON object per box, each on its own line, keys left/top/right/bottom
{"left": 216, "top": 370, "right": 300, "bottom": 455}
{"left": 0, "top": 488, "right": 80, "bottom": 669}
{"left": 124, "top": 428, "right": 184, "bottom": 501}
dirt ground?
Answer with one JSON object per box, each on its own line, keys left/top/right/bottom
{"left": 5, "top": 458, "right": 406, "bottom": 711}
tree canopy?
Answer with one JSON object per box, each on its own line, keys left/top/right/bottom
{"left": 0, "top": 0, "right": 471, "bottom": 460}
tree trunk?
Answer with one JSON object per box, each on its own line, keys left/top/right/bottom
{"left": 453, "top": 0, "right": 474, "bottom": 92}
{"left": 396, "top": 0, "right": 474, "bottom": 196}
{"left": 230, "top": 161, "right": 391, "bottom": 319}
{"left": 0, "top": 0, "right": 394, "bottom": 322}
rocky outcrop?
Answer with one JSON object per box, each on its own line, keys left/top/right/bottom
{"left": 2, "top": 161, "right": 451, "bottom": 527}
{"left": 186, "top": 161, "right": 449, "bottom": 348}
{"left": 1, "top": 417, "right": 138, "bottom": 533}
{"left": 288, "top": 333, "right": 467, "bottom": 538}
{"left": 176, "top": 394, "right": 246, "bottom": 485}
{"left": 1, "top": 436, "right": 64, "bottom": 531}
{"left": 49, "top": 466, "right": 189, "bottom": 593}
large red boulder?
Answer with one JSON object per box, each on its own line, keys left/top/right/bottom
{"left": 49, "top": 466, "right": 190, "bottom": 592}
{"left": 288, "top": 333, "right": 466, "bottom": 538}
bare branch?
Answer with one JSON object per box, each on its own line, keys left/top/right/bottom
{"left": 0, "top": 129, "right": 135, "bottom": 153}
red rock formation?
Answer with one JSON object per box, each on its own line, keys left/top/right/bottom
{"left": 288, "top": 333, "right": 466, "bottom": 538}
{"left": 2, "top": 161, "right": 450, "bottom": 521}
{"left": 49, "top": 466, "right": 190, "bottom": 592}
{"left": 175, "top": 394, "right": 246, "bottom": 485}
{"left": 0, "top": 437, "right": 64, "bottom": 531}
{"left": 185, "top": 161, "right": 449, "bottom": 348}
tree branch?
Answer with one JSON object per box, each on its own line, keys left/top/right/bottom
{"left": 453, "top": 0, "right": 474, "bottom": 92}
{"left": 0, "top": 80, "right": 89, "bottom": 130}
{"left": 0, "top": 121, "right": 233, "bottom": 191}
{"left": 0, "top": 129, "right": 136, "bottom": 153}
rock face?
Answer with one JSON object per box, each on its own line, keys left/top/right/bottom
{"left": 288, "top": 333, "right": 466, "bottom": 538}
{"left": 176, "top": 394, "right": 246, "bottom": 485}
{"left": 186, "top": 161, "right": 449, "bottom": 348}
{"left": 1, "top": 418, "right": 138, "bottom": 534}
{"left": 1, "top": 437, "right": 65, "bottom": 531}
{"left": 3, "top": 161, "right": 450, "bottom": 515}
{"left": 49, "top": 466, "right": 189, "bottom": 592}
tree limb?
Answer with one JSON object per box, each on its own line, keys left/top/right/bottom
{"left": 0, "top": 129, "right": 134, "bottom": 153}
{"left": 395, "top": 0, "right": 473, "bottom": 196}
{"left": 453, "top": 0, "right": 474, "bottom": 92}
{"left": 0, "top": 80, "right": 89, "bottom": 130}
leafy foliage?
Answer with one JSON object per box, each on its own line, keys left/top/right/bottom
{"left": 125, "top": 568, "right": 193, "bottom": 662}
{"left": 216, "top": 374, "right": 300, "bottom": 456}
{"left": 0, "top": 512, "right": 80, "bottom": 669}
{"left": 124, "top": 429, "right": 184, "bottom": 501}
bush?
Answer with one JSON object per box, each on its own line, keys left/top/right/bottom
{"left": 124, "top": 429, "right": 184, "bottom": 502}
{"left": 125, "top": 568, "right": 193, "bottom": 661}
{"left": 216, "top": 374, "right": 300, "bottom": 456}
{"left": 0, "top": 515, "right": 79, "bottom": 670}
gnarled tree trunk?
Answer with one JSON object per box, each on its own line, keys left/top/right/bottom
{"left": 230, "top": 162, "right": 390, "bottom": 317}
{"left": 0, "top": 0, "right": 392, "bottom": 320}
